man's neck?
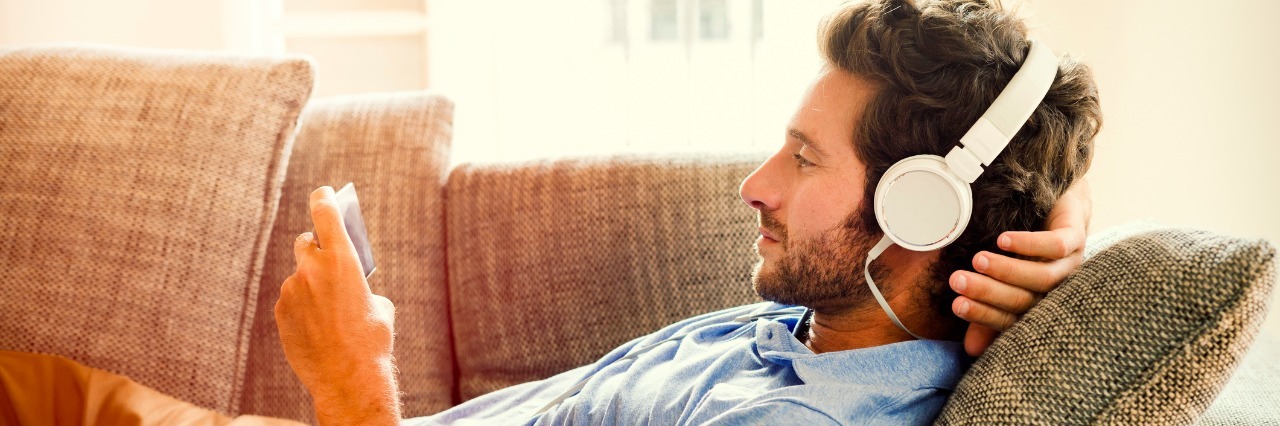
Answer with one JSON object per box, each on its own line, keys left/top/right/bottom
{"left": 800, "top": 246, "right": 961, "bottom": 354}
{"left": 802, "top": 295, "right": 950, "bottom": 354}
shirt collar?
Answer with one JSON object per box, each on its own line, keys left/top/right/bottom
{"left": 753, "top": 317, "right": 969, "bottom": 390}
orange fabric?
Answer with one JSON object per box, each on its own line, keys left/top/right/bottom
{"left": 0, "top": 351, "right": 304, "bottom": 426}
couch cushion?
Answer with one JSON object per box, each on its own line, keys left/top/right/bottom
{"left": 937, "top": 223, "right": 1276, "bottom": 424}
{"left": 240, "top": 92, "right": 456, "bottom": 421}
{"left": 445, "top": 154, "right": 766, "bottom": 401}
{"left": 0, "top": 45, "right": 312, "bottom": 414}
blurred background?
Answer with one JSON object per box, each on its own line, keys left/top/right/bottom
{"left": 2, "top": 0, "right": 1277, "bottom": 327}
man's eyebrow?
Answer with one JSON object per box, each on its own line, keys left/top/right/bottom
{"left": 788, "top": 128, "right": 829, "bottom": 158}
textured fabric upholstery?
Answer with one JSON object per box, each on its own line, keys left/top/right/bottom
{"left": 0, "top": 45, "right": 312, "bottom": 414}
{"left": 240, "top": 92, "right": 456, "bottom": 421}
{"left": 445, "top": 154, "right": 767, "bottom": 401}
{"left": 937, "top": 224, "right": 1277, "bottom": 425}
{"left": 1197, "top": 332, "right": 1280, "bottom": 425}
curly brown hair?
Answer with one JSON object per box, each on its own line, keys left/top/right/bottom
{"left": 820, "top": 0, "right": 1102, "bottom": 318}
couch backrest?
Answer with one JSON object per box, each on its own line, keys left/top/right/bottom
{"left": 239, "top": 92, "right": 456, "bottom": 422}
{"left": 0, "top": 45, "right": 312, "bottom": 414}
{"left": 444, "top": 154, "right": 768, "bottom": 401}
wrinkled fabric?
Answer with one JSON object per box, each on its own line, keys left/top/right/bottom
{"left": 408, "top": 302, "right": 968, "bottom": 425}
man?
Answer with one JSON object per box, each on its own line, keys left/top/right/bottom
{"left": 274, "top": 0, "right": 1100, "bottom": 424}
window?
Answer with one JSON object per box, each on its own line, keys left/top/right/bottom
{"left": 699, "top": 0, "right": 730, "bottom": 40}
{"left": 651, "top": 0, "right": 680, "bottom": 41}
{"left": 262, "top": 0, "right": 843, "bottom": 163}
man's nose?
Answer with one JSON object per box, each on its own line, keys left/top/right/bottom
{"left": 739, "top": 159, "right": 780, "bottom": 212}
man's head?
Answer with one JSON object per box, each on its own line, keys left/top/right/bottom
{"left": 740, "top": 0, "right": 1101, "bottom": 322}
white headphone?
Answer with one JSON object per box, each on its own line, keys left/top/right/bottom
{"left": 864, "top": 40, "right": 1059, "bottom": 340}
{"left": 874, "top": 39, "right": 1060, "bottom": 251}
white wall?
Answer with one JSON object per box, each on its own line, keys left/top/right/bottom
{"left": 0, "top": 0, "right": 226, "bottom": 50}
{"left": 1024, "top": 0, "right": 1280, "bottom": 245}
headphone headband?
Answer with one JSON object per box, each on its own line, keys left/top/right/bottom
{"left": 945, "top": 40, "right": 1059, "bottom": 183}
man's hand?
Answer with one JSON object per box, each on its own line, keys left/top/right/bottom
{"left": 949, "top": 179, "right": 1092, "bottom": 357}
{"left": 275, "top": 186, "right": 401, "bottom": 425}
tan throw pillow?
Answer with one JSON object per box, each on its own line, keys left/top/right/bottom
{"left": 0, "top": 45, "right": 313, "bottom": 414}
{"left": 240, "top": 92, "right": 456, "bottom": 422}
{"left": 445, "top": 154, "right": 766, "bottom": 401}
{"left": 937, "top": 224, "right": 1277, "bottom": 424}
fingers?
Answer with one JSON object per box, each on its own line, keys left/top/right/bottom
{"left": 962, "top": 324, "right": 999, "bottom": 357}
{"left": 370, "top": 294, "right": 397, "bottom": 346}
{"left": 972, "top": 251, "right": 1074, "bottom": 293}
{"left": 309, "top": 186, "right": 351, "bottom": 254}
{"left": 953, "top": 178, "right": 1093, "bottom": 357}
{"left": 373, "top": 295, "right": 396, "bottom": 326}
{"left": 950, "top": 270, "right": 1042, "bottom": 313}
{"left": 997, "top": 226, "right": 1086, "bottom": 260}
{"left": 294, "top": 232, "right": 317, "bottom": 262}
{"left": 275, "top": 274, "right": 304, "bottom": 325}
{"left": 952, "top": 296, "right": 1017, "bottom": 331}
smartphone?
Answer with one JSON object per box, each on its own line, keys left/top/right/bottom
{"left": 316, "top": 182, "right": 377, "bottom": 278}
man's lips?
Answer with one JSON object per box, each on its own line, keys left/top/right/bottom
{"left": 758, "top": 228, "right": 780, "bottom": 243}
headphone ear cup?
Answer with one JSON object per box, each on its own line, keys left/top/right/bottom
{"left": 874, "top": 155, "right": 973, "bottom": 251}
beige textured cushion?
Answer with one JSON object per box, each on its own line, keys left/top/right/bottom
{"left": 240, "top": 92, "right": 456, "bottom": 421}
{"left": 445, "top": 154, "right": 766, "bottom": 401}
{"left": 937, "top": 224, "right": 1277, "bottom": 424}
{"left": 0, "top": 45, "right": 313, "bottom": 414}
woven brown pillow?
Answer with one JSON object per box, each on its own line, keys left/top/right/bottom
{"left": 0, "top": 45, "right": 312, "bottom": 414}
{"left": 445, "top": 154, "right": 766, "bottom": 401}
{"left": 1196, "top": 331, "right": 1280, "bottom": 425}
{"left": 240, "top": 92, "right": 456, "bottom": 422}
{"left": 937, "top": 224, "right": 1277, "bottom": 424}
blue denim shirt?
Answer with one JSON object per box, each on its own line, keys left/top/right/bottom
{"left": 406, "top": 302, "right": 968, "bottom": 425}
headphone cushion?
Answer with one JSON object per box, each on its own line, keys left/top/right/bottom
{"left": 874, "top": 155, "right": 973, "bottom": 251}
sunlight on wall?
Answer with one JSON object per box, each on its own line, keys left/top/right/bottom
{"left": 428, "top": 0, "right": 841, "bottom": 164}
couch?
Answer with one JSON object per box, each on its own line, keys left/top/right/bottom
{"left": 1, "top": 46, "right": 1276, "bottom": 425}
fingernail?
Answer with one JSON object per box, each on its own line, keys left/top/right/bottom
{"left": 975, "top": 254, "right": 989, "bottom": 271}
{"left": 953, "top": 274, "right": 967, "bottom": 292}
{"left": 998, "top": 234, "right": 1011, "bottom": 250}
{"left": 958, "top": 300, "right": 971, "bottom": 316}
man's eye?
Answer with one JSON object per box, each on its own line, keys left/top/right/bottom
{"left": 792, "top": 153, "right": 815, "bottom": 168}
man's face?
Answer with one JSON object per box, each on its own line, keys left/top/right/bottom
{"left": 739, "top": 69, "right": 882, "bottom": 311}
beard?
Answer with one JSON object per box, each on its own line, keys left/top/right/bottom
{"left": 751, "top": 209, "right": 886, "bottom": 311}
